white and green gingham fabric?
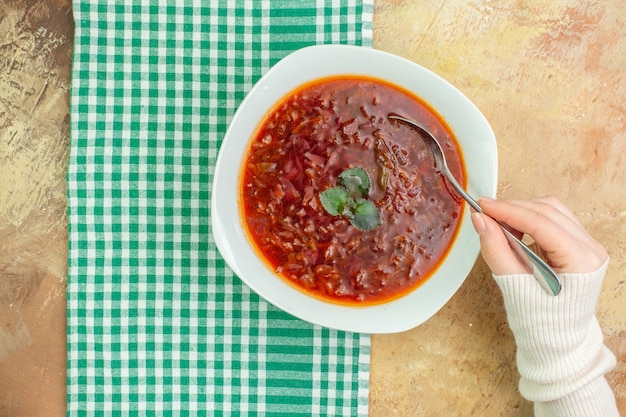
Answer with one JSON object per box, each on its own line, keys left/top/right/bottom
{"left": 67, "top": 1, "right": 373, "bottom": 416}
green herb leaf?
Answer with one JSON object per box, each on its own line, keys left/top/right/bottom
{"left": 350, "top": 199, "right": 381, "bottom": 231}
{"left": 338, "top": 167, "right": 371, "bottom": 199}
{"left": 319, "top": 168, "right": 381, "bottom": 231}
{"left": 320, "top": 186, "right": 349, "bottom": 216}
{"left": 342, "top": 198, "right": 356, "bottom": 219}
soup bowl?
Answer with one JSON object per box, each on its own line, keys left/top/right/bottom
{"left": 211, "top": 45, "right": 497, "bottom": 334}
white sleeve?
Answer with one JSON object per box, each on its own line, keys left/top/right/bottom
{"left": 492, "top": 260, "right": 620, "bottom": 417}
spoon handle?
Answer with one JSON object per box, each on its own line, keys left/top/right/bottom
{"left": 443, "top": 173, "right": 562, "bottom": 295}
{"left": 498, "top": 225, "right": 562, "bottom": 295}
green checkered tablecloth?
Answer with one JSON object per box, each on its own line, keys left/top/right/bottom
{"left": 67, "top": 1, "right": 372, "bottom": 416}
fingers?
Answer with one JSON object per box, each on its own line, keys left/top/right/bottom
{"left": 490, "top": 197, "right": 590, "bottom": 243}
{"left": 474, "top": 197, "right": 607, "bottom": 274}
{"left": 471, "top": 212, "right": 528, "bottom": 275}
{"left": 532, "top": 196, "right": 583, "bottom": 228}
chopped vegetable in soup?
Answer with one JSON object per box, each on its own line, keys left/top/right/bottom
{"left": 240, "top": 76, "right": 465, "bottom": 305}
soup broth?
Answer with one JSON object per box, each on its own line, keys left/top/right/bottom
{"left": 240, "top": 76, "right": 465, "bottom": 305}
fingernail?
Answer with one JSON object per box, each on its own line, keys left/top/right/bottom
{"left": 471, "top": 212, "right": 486, "bottom": 236}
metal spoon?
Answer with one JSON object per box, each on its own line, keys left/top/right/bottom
{"left": 389, "top": 114, "right": 562, "bottom": 296}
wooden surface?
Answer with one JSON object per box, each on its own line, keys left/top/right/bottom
{"left": 0, "top": 0, "right": 624, "bottom": 415}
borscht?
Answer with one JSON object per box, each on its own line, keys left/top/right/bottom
{"left": 239, "top": 75, "right": 465, "bottom": 305}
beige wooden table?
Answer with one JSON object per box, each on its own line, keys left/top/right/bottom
{"left": 1, "top": 1, "right": 624, "bottom": 415}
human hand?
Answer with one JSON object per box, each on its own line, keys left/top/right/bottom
{"left": 475, "top": 198, "right": 619, "bottom": 416}
{"left": 470, "top": 196, "right": 608, "bottom": 275}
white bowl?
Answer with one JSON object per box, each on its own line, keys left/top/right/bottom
{"left": 211, "top": 45, "right": 497, "bottom": 334}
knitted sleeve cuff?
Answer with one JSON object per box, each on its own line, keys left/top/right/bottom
{"left": 492, "top": 260, "right": 617, "bottom": 406}
{"left": 533, "top": 375, "right": 620, "bottom": 417}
